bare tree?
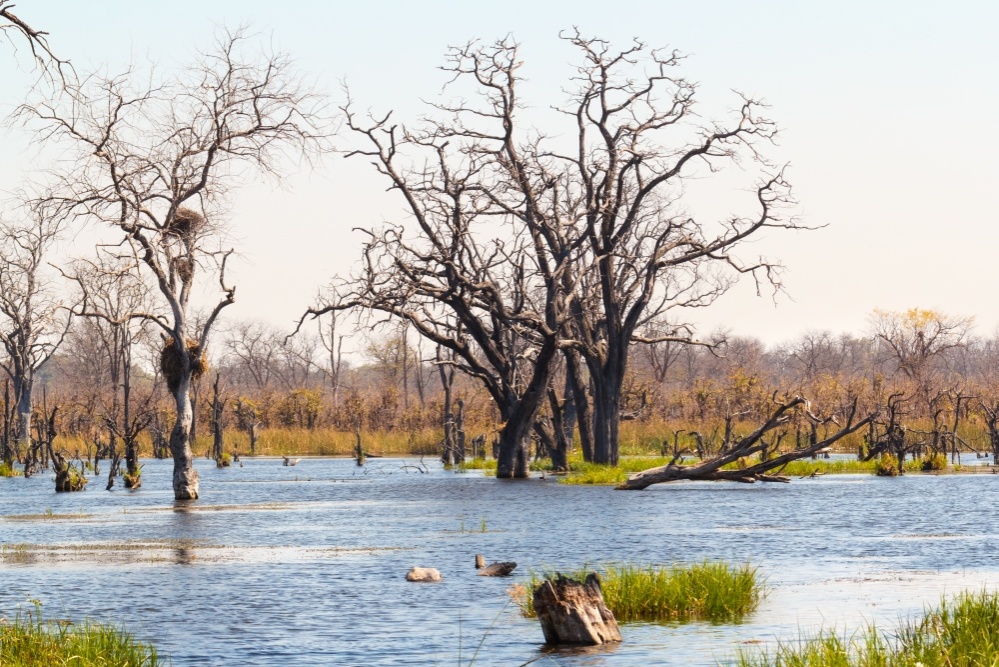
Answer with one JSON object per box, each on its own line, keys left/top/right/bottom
{"left": 66, "top": 255, "right": 156, "bottom": 487}
{"left": 0, "top": 210, "right": 72, "bottom": 455}
{"left": 297, "top": 55, "right": 584, "bottom": 476}
{"left": 870, "top": 308, "right": 973, "bottom": 412}
{"left": 20, "top": 28, "right": 330, "bottom": 499}
{"left": 550, "top": 31, "right": 798, "bottom": 466}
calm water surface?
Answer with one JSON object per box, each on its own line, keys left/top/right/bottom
{"left": 1, "top": 458, "right": 998, "bottom": 666}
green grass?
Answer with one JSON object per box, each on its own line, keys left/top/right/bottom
{"left": 511, "top": 561, "right": 763, "bottom": 624}
{"left": 0, "top": 603, "right": 163, "bottom": 666}
{"left": 0, "top": 460, "right": 19, "bottom": 477}
{"left": 736, "top": 589, "right": 999, "bottom": 667}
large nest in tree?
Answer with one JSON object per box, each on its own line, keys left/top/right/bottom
{"left": 163, "top": 207, "right": 205, "bottom": 241}
{"left": 160, "top": 337, "right": 208, "bottom": 394}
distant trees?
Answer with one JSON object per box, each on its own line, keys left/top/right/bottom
{"left": 20, "top": 29, "right": 330, "bottom": 499}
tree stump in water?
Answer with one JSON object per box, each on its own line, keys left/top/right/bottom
{"left": 533, "top": 573, "right": 621, "bottom": 645}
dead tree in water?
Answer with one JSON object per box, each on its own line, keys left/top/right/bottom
{"left": 618, "top": 396, "right": 875, "bottom": 490}
{"left": 20, "top": 29, "right": 331, "bottom": 499}
{"left": 0, "top": 212, "right": 72, "bottom": 464}
{"left": 211, "top": 373, "right": 228, "bottom": 467}
{"left": 982, "top": 401, "right": 999, "bottom": 465}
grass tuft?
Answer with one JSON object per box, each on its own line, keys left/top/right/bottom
{"left": 737, "top": 589, "right": 999, "bottom": 667}
{"left": 511, "top": 561, "right": 763, "bottom": 624}
{"left": 0, "top": 603, "right": 163, "bottom": 666}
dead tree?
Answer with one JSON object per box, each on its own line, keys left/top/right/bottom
{"left": 298, "top": 38, "right": 597, "bottom": 478}
{"left": 618, "top": 396, "right": 875, "bottom": 489}
{"left": 20, "top": 29, "right": 330, "bottom": 499}
{"left": 210, "top": 373, "right": 227, "bottom": 467}
{"left": 0, "top": 211, "right": 72, "bottom": 457}
{"left": 553, "top": 30, "right": 798, "bottom": 466}
{"left": 982, "top": 400, "right": 999, "bottom": 465}
{"left": 66, "top": 257, "right": 154, "bottom": 488}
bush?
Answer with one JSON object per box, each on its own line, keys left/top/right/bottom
{"left": 0, "top": 460, "right": 20, "bottom": 477}
{"left": 921, "top": 452, "right": 948, "bottom": 471}
{"left": 874, "top": 453, "right": 900, "bottom": 476}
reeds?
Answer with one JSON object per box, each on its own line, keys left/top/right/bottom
{"left": 0, "top": 603, "right": 162, "bottom": 666}
{"left": 736, "top": 589, "right": 999, "bottom": 667}
{"left": 512, "top": 561, "right": 763, "bottom": 623}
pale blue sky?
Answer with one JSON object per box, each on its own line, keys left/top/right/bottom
{"left": 3, "top": 1, "right": 997, "bottom": 345}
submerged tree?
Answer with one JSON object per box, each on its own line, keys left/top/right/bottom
{"left": 20, "top": 29, "right": 330, "bottom": 499}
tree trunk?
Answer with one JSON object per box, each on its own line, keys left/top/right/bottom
{"left": 496, "top": 418, "right": 531, "bottom": 479}
{"left": 496, "top": 339, "right": 557, "bottom": 478}
{"left": 565, "top": 350, "right": 594, "bottom": 462}
{"left": 170, "top": 373, "right": 199, "bottom": 500}
{"left": 590, "top": 370, "right": 622, "bottom": 466}
{"left": 15, "top": 375, "right": 31, "bottom": 450}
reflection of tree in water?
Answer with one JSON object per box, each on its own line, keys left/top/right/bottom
{"left": 172, "top": 547, "right": 195, "bottom": 565}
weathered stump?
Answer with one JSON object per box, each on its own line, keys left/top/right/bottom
{"left": 475, "top": 554, "right": 486, "bottom": 569}
{"left": 533, "top": 573, "right": 621, "bottom": 645}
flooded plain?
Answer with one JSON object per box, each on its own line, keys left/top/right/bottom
{"left": 2, "top": 457, "right": 998, "bottom": 666}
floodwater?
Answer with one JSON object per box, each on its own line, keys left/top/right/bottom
{"left": 1, "top": 457, "right": 998, "bottom": 666}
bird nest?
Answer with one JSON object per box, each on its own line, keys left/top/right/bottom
{"left": 160, "top": 337, "right": 208, "bottom": 394}
{"left": 162, "top": 207, "right": 205, "bottom": 241}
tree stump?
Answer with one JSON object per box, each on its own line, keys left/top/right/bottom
{"left": 533, "top": 573, "right": 622, "bottom": 645}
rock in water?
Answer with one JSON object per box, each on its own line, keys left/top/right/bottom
{"left": 406, "top": 567, "right": 442, "bottom": 582}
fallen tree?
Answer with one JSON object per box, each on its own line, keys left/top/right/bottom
{"left": 617, "top": 396, "right": 876, "bottom": 490}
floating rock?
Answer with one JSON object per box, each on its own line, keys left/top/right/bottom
{"left": 406, "top": 567, "right": 442, "bottom": 582}
{"left": 477, "top": 561, "right": 517, "bottom": 577}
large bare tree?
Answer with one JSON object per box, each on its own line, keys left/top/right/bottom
{"left": 20, "top": 29, "right": 330, "bottom": 499}
{"left": 297, "top": 36, "right": 590, "bottom": 477}
{"left": 553, "top": 31, "right": 798, "bottom": 465}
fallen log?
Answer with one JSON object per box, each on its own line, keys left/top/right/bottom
{"left": 618, "top": 397, "right": 876, "bottom": 490}
{"left": 533, "top": 573, "right": 621, "bottom": 645}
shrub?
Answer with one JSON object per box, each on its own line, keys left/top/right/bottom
{"left": 921, "top": 452, "right": 947, "bottom": 471}
{"left": 0, "top": 460, "right": 20, "bottom": 477}
{"left": 874, "top": 453, "right": 900, "bottom": 476}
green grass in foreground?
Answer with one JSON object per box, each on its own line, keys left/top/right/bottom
{"left": 1, "top": 604, "right": 163, "bottom": 667}
{"left": 511, "top": 561, "right": 763, "bottom": 624}
{"left": 737, "top": 589, "right": 999, "bottom": 667}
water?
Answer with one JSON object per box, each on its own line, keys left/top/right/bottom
{"left": 2, "top": 458, "right": 998, "bottom": 666}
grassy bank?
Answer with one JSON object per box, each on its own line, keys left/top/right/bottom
{"left": 511, "top": 561, "right": 762, "bottom": 623}
{"left": 1, "top": 604, "right": 163, "bottom": 666}
{"left": 736, "top": 589, "right": 999, "bottom": 667}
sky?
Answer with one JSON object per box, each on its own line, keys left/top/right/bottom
{"left": 2, "top": 0, "right": 998, "bottom": 349}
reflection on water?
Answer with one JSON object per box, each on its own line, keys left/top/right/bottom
{"left": 2, "top": 457, "right": 999, "bottom": 666}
